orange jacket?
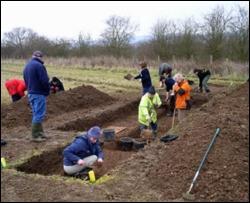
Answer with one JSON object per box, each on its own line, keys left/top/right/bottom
{"left": 173, "top": 80, "right": 192, "bottom": 109}
{"left": 5, "top": 79, "right": 26, "bottom": 97}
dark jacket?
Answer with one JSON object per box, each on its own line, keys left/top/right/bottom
{"left": 134, "top": 68, "right": 152, "bottom": 89}
{"left": 63, "top": 134, "right": 104, "bottom": 166}
{"left": 196, "top": 69, "right": 211, "bottom": 89}
{"left": 23, "top": 58, "right": 50, "bottom": 96}
{"left": 49, "top": 77, "right": 64, "bottom": 93}
{"left": 165, "top": 77, "right": 175, "bottom": 92}
{"left": 159, "top": 63, "right": 172, "bottom": 81}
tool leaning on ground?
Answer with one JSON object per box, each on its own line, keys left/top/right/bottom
{"left": 182, "top": 127, "right": 221, "bottom": 201}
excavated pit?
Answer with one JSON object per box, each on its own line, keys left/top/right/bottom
{"left": 15, "top": 91, "right": 210, "bottom": 181}
{"left": 16, "top": 146, "right": 135, "bottom": 179}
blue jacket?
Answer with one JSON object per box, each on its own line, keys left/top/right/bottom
{"left": 63, "top": 134, "right": 104, "bottom": 166}
{"left": 23, "top": 58, "right": 50, "bottom": 96}
{"left": 165, "top": 77, "right": 175, "bottom": 92}
{"left": 134, "top": 68, "right": 152, "bottom": 89}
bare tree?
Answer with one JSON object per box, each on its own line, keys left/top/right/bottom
{"left": 228, "top": 6, "right": 249, "bottom": 61}
{"left": 178, "top": 17, "right": 199, "bottom": 59}
{"left": 202, "top": 6, "right": 233, "bottom": 60}
{"left": 101, "top": 15, "right": 138, "bottom": 58}
{"left": 2, "top": 27, "right": 37, "bottom": 57}
{"left": 73, "top": 32, "right": 92, "bottom": 57}
{"left": 151, "top": 19, "right": 178, "bottom": 60}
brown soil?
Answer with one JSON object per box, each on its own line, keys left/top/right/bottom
{"left": 1, "top": 84, "right": 114, "bottom": 128}
{"left": 1, "top": 83, "right": 249, "bottom": 202}
{"left": 15, "top": 146, "right": 134, "bottom": 179}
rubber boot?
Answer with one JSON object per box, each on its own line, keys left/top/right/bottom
{"left": 152, "top": 131, "right": 158, "bottom": 141}
{"left": 37, "top": 123, "right": 49, "bottom": 139}
{"left": 31, "top": 123, "right": 46, "bottom": 142}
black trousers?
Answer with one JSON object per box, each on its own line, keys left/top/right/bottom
{"left": 11, "top": 93, "right": 22, "bottom": 102}
{"left": 169, "top": 95, "right": 175, "bottom": 113}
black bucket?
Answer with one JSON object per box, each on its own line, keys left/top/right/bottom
{"left": 103, "top": 129, "right": 115, "bottom": 142}
{"left": 160, "top": 134, "right": 178, "bottom": 143}
{"left": 119, "top": 137, "right": 133, "bottom": 151}
{"left": 133, "top": 138, "right": 147, "bottom": 150}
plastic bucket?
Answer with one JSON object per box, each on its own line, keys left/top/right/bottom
{"left": 160, "top": 134, "right": 178, "bottom": 143}
{"left": 103, "top": 129, "right": 115, "bottom": 141}
{"left": 133, "top": 138, "right": 147, "bottom": 150}
{"left": 119, "top": 137, "right": 133, "bottom": 151}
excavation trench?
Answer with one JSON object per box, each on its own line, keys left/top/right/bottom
{"left": 15, "top": 93, "right": 208, "bottom": 181}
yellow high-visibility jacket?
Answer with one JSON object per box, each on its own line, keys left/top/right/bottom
{"left": 138, "top": 93, "right": 162, "bottom": 126}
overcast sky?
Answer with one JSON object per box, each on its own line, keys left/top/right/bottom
{"left": 1, "top": 1, "right": 249, "bottom": 40}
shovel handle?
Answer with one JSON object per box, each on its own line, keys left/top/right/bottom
{"left": 189, "top": 128, "right": 221, "bottom": 192}
{"left": 171, "top": 108, "right": 176, "bottom": 129}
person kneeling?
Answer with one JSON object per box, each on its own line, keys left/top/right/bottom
{"left": 63, "top": 126, "right": 104, "bottom": 177}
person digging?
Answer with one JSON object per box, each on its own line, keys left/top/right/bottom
{"left": 63, "top": 126, "right": 104, "bottom": 179}
{"left": 5, "top": 78, "right": 27, "bottom": 102}
{"left": 193, "top": 68, "right": 211, "bottom": 93}
{"left": 138, "top": 86, "right": 162, "bottom": 142}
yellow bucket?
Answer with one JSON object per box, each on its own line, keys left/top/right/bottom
{"left": 88, "top": 170, "right": 96, "bottom": 183}
{"left": 1, "top": 157, "right": 7, "bottom": 168}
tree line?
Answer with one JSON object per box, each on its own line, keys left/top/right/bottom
{"left": 1, "top": 5, "right": 249, "bottom": 62}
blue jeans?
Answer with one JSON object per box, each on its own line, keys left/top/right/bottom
{"left": 202, "top": 75, "right": 210, "bottom": 91}
{"left": 28, "top": 94, "right": 46, "bottom": 123}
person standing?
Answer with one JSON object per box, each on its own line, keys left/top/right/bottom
{"left": 164, "top": 75, "right": 176, "bottom": 117}
{"left": 134, "top": 61, "right": 152, "bottom": 95}
{"left": 173, "top": 73, "right": 192, "bottom": 123}
{"left": 5, "top": 79, "right": 27, "bottom": 102}
{"left": 23, "top": 51, "right": 50, "bottom": 142}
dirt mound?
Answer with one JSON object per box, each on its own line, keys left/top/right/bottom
{"left": 1, "top": 83, "right": 248, "bottom": 201}
{"left": 1, "top": 85, "right": 114, "bottom": 128}
{"left": 109, "top": 82, "right": 249, "bottom": 201}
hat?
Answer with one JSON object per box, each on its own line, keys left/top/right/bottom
{"left": 148, "top": 86, "right": 156, "bottom": 95}
{"left": 87, "top": 126, "right": 101, "bottom": 139}
{"left": 32, "top": 50, "right": 43, "bottom": 58}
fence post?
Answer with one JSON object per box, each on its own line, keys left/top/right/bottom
{"left": 191, "top": 55, "right": 194, "bottom": 63}
{"left": 209, "top": 55, "right": 213, "bottom": 65}
{"left": 157, "top": 55, "right": 160, "bottom": 64}
{"left": 172, "top": 55, "right": 176, "bottom": 68}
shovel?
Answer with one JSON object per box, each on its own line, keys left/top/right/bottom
{"left": 124, "top": 73, "right": 134, "bottom": 80}
{"left": 171, "top": 108, "right": 176, "bottom": 129}
{"left": 182, "top": 128, "right": 221, "bottom": 201}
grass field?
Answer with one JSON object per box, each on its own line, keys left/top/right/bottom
{"left": 1, "top": 59, "right": 248, "bottom": 105}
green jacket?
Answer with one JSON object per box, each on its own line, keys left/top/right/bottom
{"left": 138, "top": 93, "right": 162, "bottom": 126}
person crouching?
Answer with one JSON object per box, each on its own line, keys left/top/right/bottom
{"left": 63, "top": 126, "right": 104, "bottom": 176}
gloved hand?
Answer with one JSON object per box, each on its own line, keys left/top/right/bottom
{"left": 154, "top": 104, "right": 160, "bottom": 108}
{"left": 177, "top": 88, "right": 185, "bottom": 96}
{"left": 146, "top": 116, "right": 152, "bottom": 124}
